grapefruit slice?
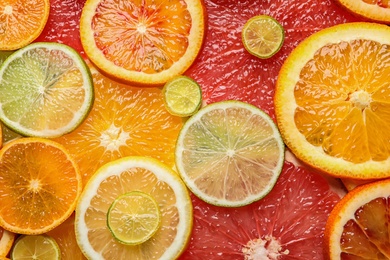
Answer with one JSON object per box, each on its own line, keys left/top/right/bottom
{"left": 179, "top": 161, "right": 341, "bottom": 259}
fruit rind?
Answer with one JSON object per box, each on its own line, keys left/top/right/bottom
{"left": 275, "top": 22, "right": 390, "bottom": 179}
{"left": 175, "top": 100, "right": 285, "bottom": 207}
{"left": 336, "top": 0, "right": 390, "bottom": 23}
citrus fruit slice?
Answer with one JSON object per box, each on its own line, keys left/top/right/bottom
{"left": 336, "top": 0, "right": 390, "bottom": 23}
{"left": 47, "top": 213, "right": 87, "bottom": 260}
{"left": 0, "top": 42, "right": 94, "bottom": 138}
{"left": 0, "top": 0, "right": 50, "bottom": 50}
{"left": 179, "top": 161, "right": 341, "bottom": 259}
{"left": 162, "top": 75, "right": 202, "bottom": 117}
{"left": 324, "top": 178, "right": 390, "bottom": 259}
{"left": 275, "top": 22, "right": 390, "bottom": 179}
{"left": 242, "top": 15, "right": 284, "bottom": 59}
{"left": 0, "top": 228, "right": 15, "bottom": 257}
{"left": 79, "top": 0, "right": 205, "bottom": 86}
{"left": 11, "top": 235, "right": 60, "bottom": 260}
{"left": 75, "top": 156, "right": 192, "bottom": 259}
{"left": 53, "top": 65, "right": 182, "bottom": 186}
{"left": 175, "top": 100, "right": 285, "bottom": 207}
{"left": 0, "top": 138, "right": 82, "bottom": 234}
{"left": 107, "top": 191, "right": 161, "bottom": 245}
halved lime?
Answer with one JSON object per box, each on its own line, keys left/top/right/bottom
{"left": 242, "top": 15, "right": 284, "bottom": 59}
{"left": 0, "top": 42, "right": 94, "bottom": 138}
{"left": 175, "top": 100, "right": 285, "bottom": 207}
{"left": 162, "top": 75, "right": 202, "bottom": 117}
{"left": 107, "top": 191, "right": 161, "bottom": 245}
{"left": 11, "top": 235, "right": 61, "bottom": 260}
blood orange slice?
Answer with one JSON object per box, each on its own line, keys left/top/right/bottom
{"left": 179, "top": 161, "right": 341, "bottom": 259}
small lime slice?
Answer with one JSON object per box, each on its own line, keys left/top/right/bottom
{"left": 175, "top": 100, "right": 285, "bottom": 207}
{"left": 162, "top": 75, "right": 202, "bottom": 117}
{"left": 107, "top": 191, "right": 161, "bottom": 245}
{"left": 242, "top": 15, "right": 284, "bottom": 59}
{"left": 11, "top": 235, "right": 61, "bottom": 260}
{"left": 0, "top": 42, "right": 94, "bottom": 138}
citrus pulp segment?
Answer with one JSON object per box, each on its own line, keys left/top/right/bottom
{"left": 175, "top": 100, "right": 285, "bottom": 207}
{"left": 275, "top": 22, "right": 390, "bottom": 179}
{"left": 0, "top": 0, "right": 50, "bottom": 50}
{"left": 336, "top": 0, "right": 390, "bottom": 23}
{"left": 53, "top": 65, "right": 183, "bottom": 186}
{"left": 324, "top": 178, "right": 390, "bottom": 259}
{"left": 0, "top": 42, "right": 94, "bottom": 138}
{"left": 180, "top": 161, "right": 341, "bottom": 259}
{"left": 80, "top": 0, "right": 205, "bottom": 86}
{"left": 107, "top": 191, "right": 161, "bottom": 245}
{"left": 162, "top": 75, "right": 202, "bottom": 117}
{"left": 0, "top": 138, "right": 82, "bottom": 235}
{"left": 11, "top": 235, "right": 60, "bottom": 260}
{"left": 0, "top": 228, "right": 15, "bottom": 257}
{"left": 242, "top": 15, "right": 284, "bottom": 59}
{"left": 75, "top": 156, "right": 193, "bottom": 259}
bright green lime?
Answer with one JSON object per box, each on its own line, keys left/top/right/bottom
{"left": 162, "top": 75, "right": 202, "bottom": 117}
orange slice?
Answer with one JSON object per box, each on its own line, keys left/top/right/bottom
{"left": 336, "top": 0, "right": 390, "bottom": 23}
{"left": 79, "top": 0, "right": 205, "bottom": 86}
{"left": 324, "top": 178, "right": 390, "bottom": 258}
{"left": 0, "top": 0, "right": 50, "bottom": 50}
{"left": 275, "top": 22, "right": 390, "bottom": 179}
{"left": 53, "top": 65, "right": 183, "bottom": 186}
{"left": 0, "top": 228, "right": 15, "bottom": 257}
{"left": 0, "top": 138, "right": 82, "bottom": 234}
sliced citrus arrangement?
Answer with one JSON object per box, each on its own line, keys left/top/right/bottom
{"left": 175, "top": 100, "right": 285, "bottom": 207}
{"left": 0, "top": 138, "right": 82, "bottom": 234}
{"left": 335, "top": 0, "right": 390, "bottom": 23}
{"left": 107, "top": 191, "right": 161, "bottom": 245}
{"left": 162, "top": 75, "right": 202, "bottom": 117}
{"left": 79, "top": 0, "right": 205, "bottom": 86}
{"left": 0, "top": 0, "right": 50, "bottom": 50}
{"left": 0, "top": 42, "right": 94, "bottom": 138}
{"left": 241, "top": 15, "right": 284, "bottom": 59}
{"left": 324, "top": 178, "right": 390, "bottom": 259}
{"left": 275, "top": 22, "right": 390, "bottom": 179}
{"left": 47, "top": 213, "right": 87, "bottom": 260}
{"left": 75, "top": 156, "right": 193, "bottom": 259}
{"left": 0, "top": 228, "right": 15, "bottom": 257}
{"left": 11, "top": 235, "right": 60, "bottom": 260}
{"left": 180, "top": 161, "right": 341, "bottom": 258}
{"left": 53, "top": 65, "right": 182, "bottom": 186}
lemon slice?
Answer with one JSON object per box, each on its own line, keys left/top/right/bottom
{"left": 175, "top": 100, "right": 285, "bottom": 207}
{"left": 242, "top": 15, "right": 284, "bottom": 59}
{"left": 162, "top": 75, "right": 202, "bottom": 117}
{"left": 11, "top": 235, "right": 61, "bottom": 260}
{"left": 0, "top": 42, "right": 94, "bottom": 138}
{"left": 107, "top": 191, "right": 161, "bottom": 245}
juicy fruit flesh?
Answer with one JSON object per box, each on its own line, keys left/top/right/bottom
{"left": 92, "top": 0, "right": 191, "bottom": 74}
{"left": 363, "top": 0, "right": 390, "bottom": 8}
{"left": 294, "top": 39, "right": 390, "bottom": 164}
{"left": 12, "top": 235, "right": 60, "bottom": 259}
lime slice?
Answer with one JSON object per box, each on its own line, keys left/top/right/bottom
{"left": 107, "top": 191, "right": 161, "bottom": 245}
{"left": 11, "top": 235, "right": 61, "bottom": 260}
{"left": 0, "top": 42, "right": 94, "bottom": 138}
{"left": 175, "top": 100, "right": 285, "bottom": 207}
{"left": 242, "top": 15, "right": 284, "bottom": 59}
{"left": 162, "top": 75, "right": 202, "bottom": 117}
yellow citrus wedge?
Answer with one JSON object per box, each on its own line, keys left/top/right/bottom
{"left": 11, "top": 235, "right": 60, "bottom": 260}
{"left": 275, "top": 22, "right": 390, "bottom": 179}
{"left": 0, "top": 42, "right": 94, "bottom": 138}
{"left": 336, "top": 0, "right": 390, "bottom": 23}
{"left": 175, "top": 100, "right": 285, "bottom": 207}
{"left": 79, "top": 0, "right": 205, "bottom": 86}
{"left": 0, "top": 138, "right": 82, "bottom": 234}
{"left": 0, "top": 0, "right": 50, "bottom": 50}
{"left": 0, "top": 228, "right": 15, "bottom": 257}
{"left": 324, "top": 178, "right": 390, "bottom": 259}
{"left": 75, "top": 156, "right": 193, "bottom": 259}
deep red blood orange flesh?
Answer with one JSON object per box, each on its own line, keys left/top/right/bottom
{"left": 179, "top": 161, "right": 341, "bottom": 259}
